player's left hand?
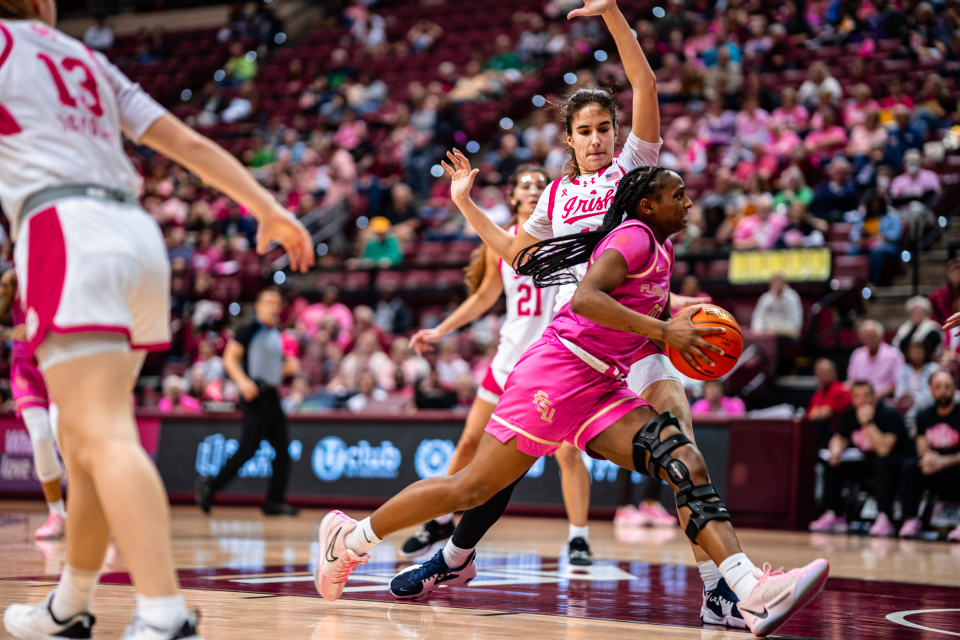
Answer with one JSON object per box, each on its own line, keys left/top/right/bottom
{"left": 10, "top": 324, "right": 26, "bottom": 342}
{"left": 256, "top": 207, "right": 315, "bottom": 273}
{"left": 944, "top": 312, "right": 960, "bottom": 332}
{"left": 567, "top": 0, "right": 616, "bottom": 19}
{"left": 441, "top": 149, "right": 479, "bottom": 205}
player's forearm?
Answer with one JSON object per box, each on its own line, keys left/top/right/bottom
{"left": 602, "top": 5, "right": 656, "bottom": 91}
{"left": 222, "top": 347, "right": 253, "bottom": 388}
{"left": 435, "top": 287, "right": 501, "bottom": 336}
{"left": 141, "top": 114, "right": 278, "bottom": 223}
{"left": 453, "top": 196, "right": 525, "bottom": 262}
{"left": 571, "top": 287, "right": 665, "bottom": 341}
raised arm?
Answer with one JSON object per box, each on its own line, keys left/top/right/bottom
{"left": 140, "top": 114, "right": 314, "bottom": 272}
{"left": 569, "top": 0, "right": 659, "bottom": 142}
{"left": 443, "top": 149, "right": 541, "bottom": 264}
{"left": 409, "top": 247, "right": 504, "bottom": 355}
{"left": 570, "top": 249, "right": 723, "bottom": 372}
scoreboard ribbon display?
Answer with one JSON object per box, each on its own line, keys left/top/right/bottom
{"left": 728, "top": 248, "right": 832, "bottom": 284}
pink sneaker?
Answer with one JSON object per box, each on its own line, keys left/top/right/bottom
{"left": 614, "top": 504, "right": 642, "bottom": 526}
{"left": 738, "top": 559, "right": 830, "bottom": 637}
{"left": 869, "top": 513, "right": 895, "bottom": 537}
{"left": 808, "top": 510, "right": 847, "bottom": 533}
{"left": 313, "top": 510, "right": 370, "bottom": 602}
{"left": 34, "top": 512, "right": 65, "bottom": 540}
{"left": 898, "top": 517, "right": 923, "bottom": 539}
{"left": 948, "top": 524, "right": 960, "bottom": 542}
{"left": 638, "top": 501, "right": 676, "bottom": 528}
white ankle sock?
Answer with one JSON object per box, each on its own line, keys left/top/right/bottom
{"left": 48, "top": 499, "right": 66, "bottom": 518}
{"left": 135, "top": 594, "right": 188, "bottom": 630}
{"left": 698, "top": 560, "right": 721, "bottom": 591}
{"left": 435, "top": 513, "right": 454, "bottom": 525}
{"left": 441, "top": 539, "right": 473, "bottom": 568}
{"left": 51, "top": 565, "right": 98, "bottom": 620}
{"left": 568, "top": 524, "right": 589, "bottom": 542}
{"left": 719, "top": 553, "right": 759, "bottom": 602}
{"left": 344, "top": 517, "right": 381, "bottom": 555}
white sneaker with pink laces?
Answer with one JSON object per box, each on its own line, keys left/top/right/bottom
{"left": 736, "top": 559, "right": 830, "bottom": 637}
{"left": 313, "top": 510, "right": 370, "bottom": 602}
{"left": 613, "top": 505, "right": 642, "bottom": 526}
{"left": 34, "top": 511, "right": 65, "bottom": 540}
{"left": 869, "top": 512, "right": 895, "bottom": 537}
{"left": 808, "top": 510, "right": 847, "bottom": 533}
{"left": 638, "top": 502, "right": 676, "bottom": 528}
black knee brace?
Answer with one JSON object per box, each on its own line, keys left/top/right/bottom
{"left": 677, "top": 483, "right": 731, "bottom": 544}
{"left": 632, "top": 412, "right": 692, "bottom": 488}
{"left": 633, "top": 412, "right": 731, "bottom": 545}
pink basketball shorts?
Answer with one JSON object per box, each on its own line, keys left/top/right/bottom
{"left": 11, "top": 358, "right": 49, "bottom": 416}
{"left": 484, "top": 332, "right": 653, "bottom": 458}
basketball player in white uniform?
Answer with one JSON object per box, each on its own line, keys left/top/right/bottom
{"left": 0, "top": 2, "right": 313, "bottom": 638}
{"left": 432, "top": 0, "right": 744, "bottom": 629}
{"left": 398, "top": 166, "right": 594, "bottom": 571}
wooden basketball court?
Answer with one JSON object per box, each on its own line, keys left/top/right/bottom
{"left": 2, "top": 500, "right": 959, "bottom": 639}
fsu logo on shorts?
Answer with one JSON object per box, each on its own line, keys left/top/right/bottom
{"left": 25, "top": 308, "right": 39, "bottom": 341}
{"left": 533, "top": 391, "right": 555, "bottom": 422}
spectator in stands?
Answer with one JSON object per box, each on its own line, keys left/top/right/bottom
{"left": 415, "top": 366, "right": 457, "bottom": 409}
{"left": 523, "top": 110, "right": 560, "bottom": 163}
{"left": 435, "top": 339, "right": 470, "bottom": 390}
{"left": 680, "top": 274, "right": 702, "bottom": 298}
{"left": 843, "top": 84, "right": 880, "bottom": 128}
{"left": 83, "top": 14, "right": 114, "bottom": 51}
{"left": 891, "top": 149, "right": 942, "bottom": 204}
{"left": 189, "top": 339, "right": 225, "bottom": 383}
{"left": 735, "top": 94, "right": 771, "bottom": 147}
{"left": 388, "top": 337, "right": 430, "bottom": 391}
{"left": 899, "top": 370, "right": 960, "bottom": 540}
{"left": 771, "top": 87, "right": 810, "bottom": 132}
{"left": 691, "top": 381, "right": 746, "bottom": 416}
{"left": 297, "top": 286, "right": 353, "bottom": 340}
{"left": 516, "top": 14, "right": 548, "bottom": 64}
{"left": 895, "top": 341, "right": 938, "bottom": 423}
{"left": 374, "top": 282, "right": 414, "bottom": 335}
{"left": 330, "top": 330, "right": 393, "bottom": 393}
{"left": 697, "top": 96, "right": 737, "bottom": 145}
{"left": 848, "top": 192, "right": 903, "bottom": 284}
{"left": 166, "top": 226, "right": 192, "bottom": 263}
{"left": 766, "top": 120, "right": 803, "bottom": 160}
{"left": 914, "top": 74, "right": 956, "bottom": 133}
{"left": 885, "top": 105, "right": 925, "bottom": 168}
{"left": 893, "top": 296, "right": 943, "bottom": 357}
{"left": 223, "top": 42, "right": 257, "bottom": 86}
{"left": 484, "top": 134, "right": 529, "bottom": 185}
{"left": 810, "top": 380, "right": 913, "bottom": 535}
{"left": 191, "top": 226, "right": 224, "bottom": 273}
{"left": 797, "top": 62, "right": 842, "bottom": 109}
{"left": 807, "top": 358, "right": 852, "bottom": 440}
{"left": 803, "top": 108, "right": 848, "bottom": 159}
{"left": 779, "top": 201, "right": 827, "bottom": 247}
{"left": 880, "top": 78, "right": 914, "bottom": 111}
{"left": 847, "top": 110, "right": 888, "bottom": 172}
{"left": 352, "top": 216, "right": 402, "bottom": 268}
{"left": 281, "top": 376, "right": 312, "bottom": 414}
{"left": 773, "top": 167, "right": 813, "bottom": 211}
{"left": 750, "top": 274, "right": 804, "bottom": 339}
{"left": 812, "top": 157, "right": 859, "bottom": 222}
{"left": 848, "top": 319, "right": 905, "bottom": 398}
{"left": 931, "top": 259, "right": 960, "bottom": 325}
{"left": 732, "top": 194, "right": 787, "bottom": 250}
{"left": 486, "top": 34, "right": 523, "bottom": 74}
{"left": 660, "top": 126, "right": 707, "bottom": 175}
{"left": 449, "top": 60, "right": 501, "bottom": 103}
{"left": 703, "top": 45, "right": 743, "bottom": 105}
{"left": 157, "top": 375, "right": 202, "bottom": 414}
{"left": 346, "top": 370, "right": 390, "bottom": 412}
{"left": 221, "top": 81, "right": 258, "bottom": 124}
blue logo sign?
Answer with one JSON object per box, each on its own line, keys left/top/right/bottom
{"left": 195, "top": 433, "right": 302, "bottom": 478}
{"left": 525, "top": 456, "right": 545, "bottom": 478}
{"left": 414, "top": 439, "right": 455, "bottom": 478}
{"left": 311, "top": 437, "right": 402, "bottom": 482}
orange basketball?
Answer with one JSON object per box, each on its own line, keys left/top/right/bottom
{"left": 666, "top": 305, "right": 743, "bottom": 381}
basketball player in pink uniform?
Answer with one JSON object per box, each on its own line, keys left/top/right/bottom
{"left": 0, "top": 1, "right": 312, "bottom": 638}
{"left": 0, "top": 269, "right": 65, "bottom": 540}
{"left": 397, "top": 165, "right": 595, "bottom": 572}
{"left": 315, "top": 165, "right": 830, "bottom": 637}
{"left": 397, "top": 0, "right": 738, "bottom": 628}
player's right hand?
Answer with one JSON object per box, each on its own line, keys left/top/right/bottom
{"left": 409, "top": 328, "right": 445, "bottom": 356}
{"left": 256, "top": 206, "right": 315, "bottom": 273}
{"left": 239, "top": 379, "right": 260, "bottom": 402}
{"left": 944, "top": 312, "right": 960, "bottom": 332}
{"left": 441, "top": 149, "right": 479, "bottom": 205}
{"left": 10, "top": 324, "right": 26, "bottom": 342}
{"left": 567, "top": 0, "right": 616, "bottom": 19}
{"left": 662, "top": 306, "right": 724, "bottom": 372}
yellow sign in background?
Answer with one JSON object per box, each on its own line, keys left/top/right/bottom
{"left": 728, "top": 248, "right": 832, "bottom": 284}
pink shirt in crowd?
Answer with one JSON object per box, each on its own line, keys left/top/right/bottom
{"left": 691, "top": 396, "right": 747, "bottom": 415}
{"left": 846, "top": 342, "right": 905, "bottom": 395}
{"left": 731, "top": 213, "right": 788, "bottom": 249}
{"left": 771, "top": 104, "right": 810, "bottom": 131}
{"left": 158, "top": 395, "right": 202, "bottom": 413}
{"left": 846, "top": 125, "right": 887, "bottom": 156}
{"left": 891, "top": 169, "right": 942, "bottom": 199}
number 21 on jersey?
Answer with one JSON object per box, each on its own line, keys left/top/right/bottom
{"left": 517, "top": 284, "right": 542, "bottom": 316}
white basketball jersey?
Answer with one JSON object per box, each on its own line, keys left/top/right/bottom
{"left": 489, "top": 225, "right": 559, "bottom": 384}
{"left": 523, "top": 132, "right": 662, "bottom": 311}
{"left": 0, "top": 19, "right": 167, "bottom": 239}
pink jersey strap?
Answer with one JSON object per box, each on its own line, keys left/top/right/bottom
{"left": 546, "top": 178, "right": 562, "bottom": 223}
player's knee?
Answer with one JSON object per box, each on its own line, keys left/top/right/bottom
{"left": 555, "top": 445, "right": 582, "bottom": 470}
{"left": 672, "top": 445, "right": 709, "bottom": 488}
{"left": 455, "top": 436, "right": 480, "bottom": 459}
{"left": 454, "top": 477, "right": 502, "bottom": 511}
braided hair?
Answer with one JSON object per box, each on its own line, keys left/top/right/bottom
{"left": 515, "top": 166, "right": 669, "bottom": 288}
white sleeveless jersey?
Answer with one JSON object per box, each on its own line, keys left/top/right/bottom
{"left": 523, "top": 132, "right": 662, "bottom": 311}
{"left": 0, "top": 19, "right": 167, "bottom": 239}
{"left": 489, "top": 225, "right": 559, "bottom": 385}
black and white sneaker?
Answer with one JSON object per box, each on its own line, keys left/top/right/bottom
{"left": 390, "top": 548, "right": 477, "bottom": 600}
{"left": 3, "top": 591, "right": 95, "bottom": 639}
{"left": 700, "top": 578, "right": 747, "bottom": 629}
{"left": 399, "top": 519, "right": 456, "bottom": 558}
{"left": 568, "top": 537, "right": 593, "bottom": 567}
{"left": 120, "top": 609, "right": 203, "bottom": 639}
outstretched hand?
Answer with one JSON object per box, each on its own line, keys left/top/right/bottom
{"left": 409, "top": 328, "right": 445, "bottom": 356}
{"left": 441, "top": 149, "right": 480, "bottom": 204}
{"left": 944, "top": 312, "right": 960, "bottom": 332}
{"left": 567, "top": 0, "right": 617, "bottom": 19}
{"left": 255, "top": 207, "right": 315, "bottom": 273}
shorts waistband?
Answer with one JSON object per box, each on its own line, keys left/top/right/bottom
{"left": 21, "top": 183, "right": 139, "bottom": 221}
{"left": 553, "top": 330, "right": 626, "bottom": 381}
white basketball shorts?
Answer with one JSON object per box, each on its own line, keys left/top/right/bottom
{"left": 626, "top": 353, "right": 682, "bottom": 396}
{"left": 14, "top": 197, "right": 171, "bottom": 369}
